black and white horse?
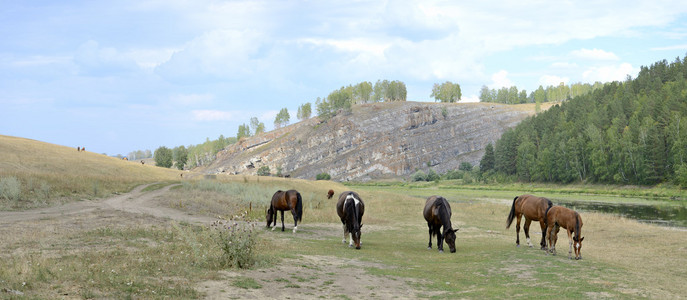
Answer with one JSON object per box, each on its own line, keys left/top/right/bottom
{"left": 336, "top": 191, "right": 365, "bottom": 249}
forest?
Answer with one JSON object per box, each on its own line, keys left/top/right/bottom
{"left": 480, "top": 56, "right": 687, "bottom": 187}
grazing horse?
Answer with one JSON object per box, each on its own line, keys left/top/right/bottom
{"left": 545, "top": 206, "right": 584, "bottom": 260}
{"left": 336, "top": 191, "right": 365, "bottom": 249}
{"left": 423, "top": 196, "right": 459, "bottom": 253}
{"left": 506, "top": 194, "right": 552, "bottom": 249}
{"left": 266, "top": 190, "right": 303, "bottom": 233}
{"left": 327, "top": 189, "right": 335, "bottom": 199}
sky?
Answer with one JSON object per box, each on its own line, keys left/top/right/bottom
{"left": 2, "top": 0, "right": 687, "bottom": 156}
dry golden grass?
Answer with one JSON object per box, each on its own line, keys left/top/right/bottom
{"left": 0, "top": 135, "right": 182, "bottom": 209}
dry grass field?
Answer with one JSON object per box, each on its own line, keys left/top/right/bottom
{"left": 0, "top": 135, "right": 182, "bottom": 209}
{"left": 2, "top": 135, "right": 687, "bottom": 298}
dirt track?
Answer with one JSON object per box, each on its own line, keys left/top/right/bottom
{"left": 0, "top": 184, "right": 428, "bottom": 299}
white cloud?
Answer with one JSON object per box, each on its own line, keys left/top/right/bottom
{"left": 191, "top": 109, "right": 239, "bottom": 121}
{"left": 489, "top": 70, "right": 514, "bottom": 89}
{"left": 582, "top": 63, "right": 638, "bottom": 83}
{"left": 539, "top": 75, "right": 569, "bottom": 87}
{"left": 571, "top": 48, "right": 620, "bottom": 60}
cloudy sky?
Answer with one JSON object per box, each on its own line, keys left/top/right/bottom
{"left": 2, "top": 1, "right": 687, "bottom": 156}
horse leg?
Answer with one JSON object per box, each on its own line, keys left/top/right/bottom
{"left": 545, "top": 224, "right": 553, "bottom": 254}
{"left": 280, "top": 210, "right": 285, "bottom": 232}
{"left": 291, "top": 209, "right": 298, "bottom": 233}
{"left": 552, "top": 224, "right": 560, "bottom": 255}
{"left": 524, "top": 218, "right": 533, "bottom": 247}
{"left": 271, "top": 211, "right": 277, "bottom": 231}
{"left": 342, "top": 224, "right": 347, "bottom": 244}
{"left": 427, "top": 224, "right": 433, "bottom": 250}
{"left": 538, "top": 219, "right": 547, "bottom": 250}
{"left": 437, "top": 230, "right": 444, "bottom": 253}
{"left": 567, "top": 229, "right": 574, "bottom": 259}
{"left": 515, "top": 214, "right": 522, "bottom": 247}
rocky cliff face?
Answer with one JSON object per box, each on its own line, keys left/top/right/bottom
{"left": 203, "top": 101, "right": 539, "bottom": 181}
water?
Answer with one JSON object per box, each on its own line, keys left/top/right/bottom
{"left": 556, "top": 200, "right": 687, "bottom": 228}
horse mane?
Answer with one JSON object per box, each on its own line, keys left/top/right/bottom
{"left": 574, "top": 212, "right": 581, "bottom": 241}
{"left": 434, "top": 197, "right": 452, "bottom": 231}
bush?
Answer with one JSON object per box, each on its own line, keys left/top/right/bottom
{"left": 316, "top": 173, "right": 331, "bottom": 180}
{"left": 459, "top": 162, "right": 474, "bottom": 172}
{"left": 412, "top": 170, "right": 427, "bottom": 182}
{"left": 0, "top": 176, "right": 21, "bottom": 201}
{"left": 427, "top": 169, "right": 440, "bottom": 182}
{"left": 257, "top": 166, "right": 271, "bottom": 176}
{"left": 675, "top": 163, "right": 687, "bottom": 188}
{"left": 443, "top": 170, "right": 463, "bottom": 180}
{"left": 212, "top": 213, "right": 258, "bottom": 269}
{"left": 154, "top": 146, "right": 173, "bottom": 168}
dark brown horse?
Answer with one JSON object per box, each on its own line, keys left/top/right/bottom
{"left": 506, "top": 194, "right": 552, "bottom": 249}
{"left": 545, "top": 206, "right": 584, "bottom": 260}
{"left": 423, "top": 196, "right": 459, "bottom": 253}
{"left": 336, "top": 191, "right": 365, "bottom": 249}
{"left": 266, "top": 190, "right": 303, "bottom": 233}
{"left": 327, "top": 189, "right": 334, "bottom": 199}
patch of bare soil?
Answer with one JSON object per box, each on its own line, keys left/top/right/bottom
{"left": 198, "top": 255, "right": 438, "bottom": 299}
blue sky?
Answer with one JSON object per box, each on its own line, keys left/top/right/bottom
{"left": 2, "top": 1, "right": 687, "bottom": 156}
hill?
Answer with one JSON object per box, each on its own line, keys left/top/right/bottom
{"left": 0, "top": 135, "right": 182, "bottom": 209}
{"left": 201, "top": 101, "right": 550, "bottom": 181}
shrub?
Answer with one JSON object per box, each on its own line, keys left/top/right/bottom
{"left": 412, "top": 170, "right": 427, "bottom": 182}
{"left": 459, "top": 162, "right": 473, "bottom": 172}
{"left": 427, "top": 169, "right": 440, "bottom": 182}
{"left": 257, "top": 166, "right": 271, "bottom": 176}
{"left": 212, "top": 213, "right": 258, "bottom": 269}
{"left": 675, "top": 163, "right": 687, "bottom": 188}
{"left": 0, "top": 176, "right": 21, "bottom": 201}
{"left": 316, "top": 173, "right": 331, "bottom": 180}
{"left": 443, "top": 169, "right": 463, "bottom": 180}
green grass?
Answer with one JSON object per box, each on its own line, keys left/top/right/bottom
{"left": 231, "top": 277, "right": 262, "bottom": 289}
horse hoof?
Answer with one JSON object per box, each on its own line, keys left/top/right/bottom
{"left": 439, "top": 250, "right": 444, "bottom": 253}
{"left": 271, "top": 227, "right": 276, "bottom": 231}
{"left": 281, "top": 228, "right": 285, "bottom": 232}
{"left": 348, "top": 244, "right": 353, "bottom": 248}
{"left": 342, "top": 240, "right": 346, "bottom": 244}
{"left": 427, "top": 247, "right": 431, "bottom": 250}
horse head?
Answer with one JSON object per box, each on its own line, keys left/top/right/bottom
{"left": 573, "top": 236, "right": 584, "bottom": 260}
{"left": 265, "top": 206, "right": 273, "bottom": 227}
{"left": 352, "top": 223, "right": 363, "bottom": 249}
{"left": 444, "top": 228, "right": 459, "bottom": 253}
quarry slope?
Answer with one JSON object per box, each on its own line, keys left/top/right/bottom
{"left": 203, "top": 101, "right": 545, "bottom": 181}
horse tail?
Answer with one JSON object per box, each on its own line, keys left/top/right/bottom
{"left": 295, "top": 192, "right": 303, "bottom": 222}
{"left": 506, "top": 196, "right": 518, "bottom": 229}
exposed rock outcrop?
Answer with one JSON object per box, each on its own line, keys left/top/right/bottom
{"left": 203, "top": 101, "right": 541, "bottom": 181}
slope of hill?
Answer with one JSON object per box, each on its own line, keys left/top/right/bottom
{"left": 202, "top": 101, "right": 549, "bottom": 181}
{"left": 0, "top": 135, "right": 182, "bottom": 209}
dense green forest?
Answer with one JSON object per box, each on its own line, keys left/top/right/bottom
{"left": 481, "top": 56, "right": 687, "bottom": 187}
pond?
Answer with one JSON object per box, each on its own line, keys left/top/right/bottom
{"left": 556, "top": 200, "right": 687, "bottom": 228}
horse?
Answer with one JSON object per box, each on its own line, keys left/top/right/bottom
{"left": 506, "top": 194, "right": 553, "bottom": 249}
{"left": 266, "top": 190, "right": 303, "bottom": 233}
{"left": 336, "top": 191, "right": 365, "bottom": 249}
{"left": 327, "top": 189, "right": 334, "bottom": 199}
{"left": 423, "top": 196, "right": 459, "bottom": 253}
{"left": 545, "top": 206, "right": 584, "bottom": 260}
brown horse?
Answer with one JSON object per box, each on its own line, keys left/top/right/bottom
{"left": 336, "top": 191, "right": 365, "bottom": 249}
{"left": 423, "top": 196, "right": 459, "bottom": 253}
{"left": 545, "top": 206, "right": 584, "bottom": 260}
{"left": 266, "top": 190, "right": 303, "bottom": 233}
{"left": 327, "top": 189, "right": 334, "bottom": 199}
{"left": 506, "top": 194, "right": 552, "bottom": 249}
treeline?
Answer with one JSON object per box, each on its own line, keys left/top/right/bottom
{"left": 480, "top": 56, "right": 687, "bottom": 187}
{"left": 315, "top": 80, "right": 407, "bottom": 119}
{"left": 479, "top": 82, "right": 605, "bottom": 104}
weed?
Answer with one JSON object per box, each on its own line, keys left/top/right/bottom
{"left": 212, "top": 212, "right": 260, "bottom": 269}
{"left": 0, "top": 176, "right": 21, "bottom": 202}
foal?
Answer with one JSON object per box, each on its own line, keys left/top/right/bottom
{"left": 545, "top": 206, "right": 584, "bottom": 260}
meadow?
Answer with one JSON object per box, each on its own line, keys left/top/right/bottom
{"left": 1, "top": 136, "right": 686, "bottom": 298}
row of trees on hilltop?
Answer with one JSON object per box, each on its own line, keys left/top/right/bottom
{"left": 480, "top": 56, "right": 687, "bottom": 187}
{"left": 479, "top": 82, "right": 606, "bottom": 104}
{"left": 315, "top": 79, "right": 408, "bottom": 119}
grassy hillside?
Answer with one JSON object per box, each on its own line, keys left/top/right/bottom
{"left": 0, "top": 135, "right": 182, "bottom": 210}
